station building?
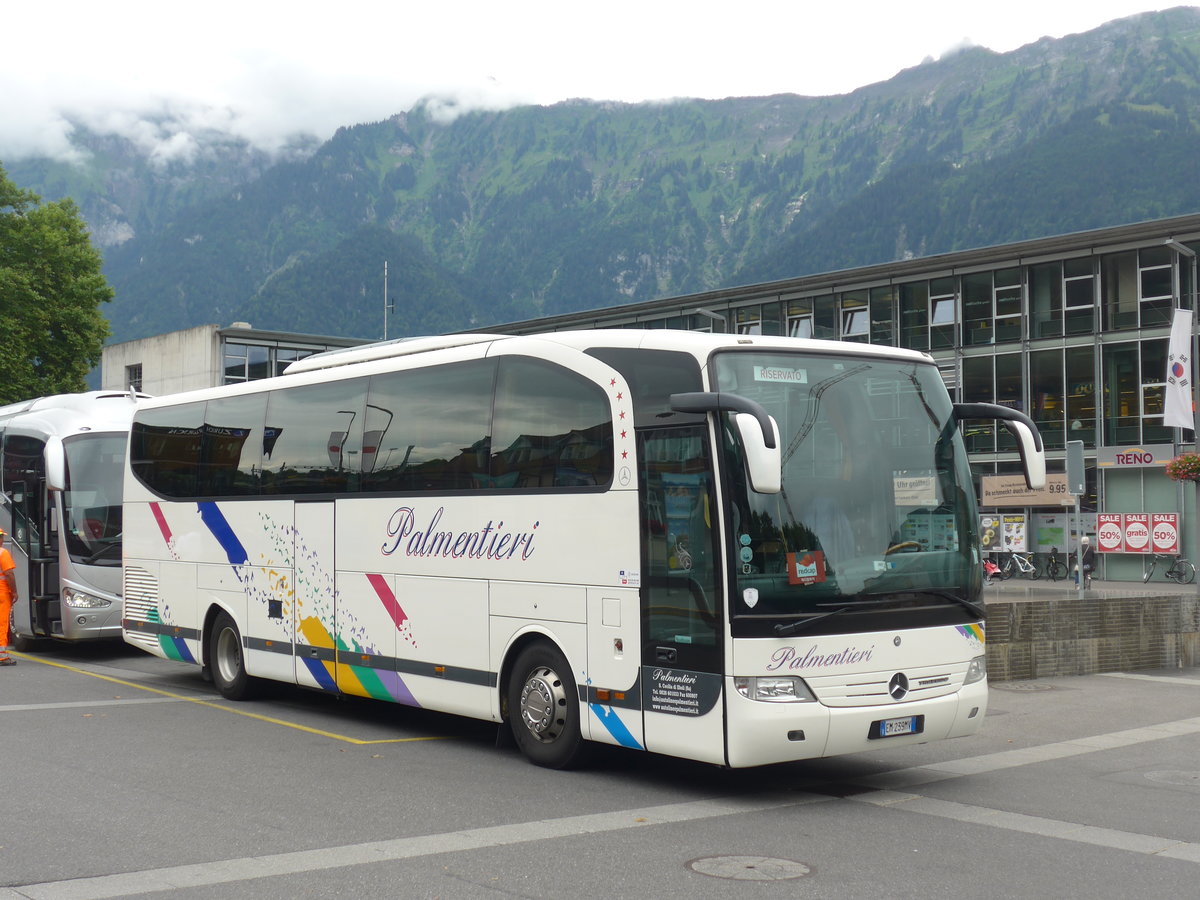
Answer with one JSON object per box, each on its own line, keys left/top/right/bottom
{"left": 100, "top": 322, "right": 367, "bottom": 396}
{"left": 483, "top": 213, "right": 1200, "bottom": 584}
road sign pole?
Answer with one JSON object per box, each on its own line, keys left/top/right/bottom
{"left": 1067, "top": 441, "right": 1085, "bottom": 597}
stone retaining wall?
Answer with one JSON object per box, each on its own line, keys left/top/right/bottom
{"left": 985, "top": 594, "right": 1200, "bottom": 681}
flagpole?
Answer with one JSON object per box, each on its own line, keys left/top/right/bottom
{"left": 1167, "top": 239, "right": 1197, "bottom": 592}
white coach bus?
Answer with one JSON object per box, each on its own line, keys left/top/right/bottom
{"left": 1, "top": 391, "right": 147, "bottom": 648}
{"left": 121, "top": 331, "right": 1043, "bottom": 768}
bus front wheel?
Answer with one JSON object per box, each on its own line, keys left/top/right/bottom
{"left": 507, "top": 642, "right": 587, "bottom": 769}
{"left": 209, "top": 610, "right": 255, "bottom": 701}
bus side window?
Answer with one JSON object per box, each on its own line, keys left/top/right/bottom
{"left": 364, "top": 360, "right": 494, "bottom": 493}
{"left": 261, "top": 379, "right": 366, "bottom": 495}
{"left": 130, "top": 403, "right": 204, "bottom": 498}
{"left": 200, "top": 393, "right": 267, "bottom": 497}
{"left": 492, "top": 357, "right": 613, "bottom": 489}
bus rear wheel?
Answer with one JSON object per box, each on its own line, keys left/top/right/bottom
{"left": 507, "top": 642, "right": 587, "bottom": 769}
{"left": 209, "top": 610, "right": 256, "bottom": 701}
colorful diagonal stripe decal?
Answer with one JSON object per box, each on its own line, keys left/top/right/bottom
{"left": 198, "top": 501, "right": 249, "bottom": 568}
{"left": 590, "top": 703, "right": 643, "bottom": 749}
{"left": 956, "top": 623, "right": 985, "bottom": 643}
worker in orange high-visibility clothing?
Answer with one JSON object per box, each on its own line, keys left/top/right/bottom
{"left": 0, "top": 528, "right": 17, "bottom": 665}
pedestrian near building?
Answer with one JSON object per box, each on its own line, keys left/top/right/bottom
{"left": 1074, "top": 535, "right": 1096, "bottom": 588}
{"left": 0, "top": 528, "right": 17, "bottom": 665}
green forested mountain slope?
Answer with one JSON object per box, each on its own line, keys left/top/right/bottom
{"left": 13, "top": 7, "right": 1200, "bottom": 342}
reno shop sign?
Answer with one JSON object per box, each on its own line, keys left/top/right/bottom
{"left": 1096, "top": 444, "right": 1172, "bottom": 469}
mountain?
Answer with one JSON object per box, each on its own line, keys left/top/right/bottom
{"left": 9, "top": 7, "right": 1200, "bottom": 344}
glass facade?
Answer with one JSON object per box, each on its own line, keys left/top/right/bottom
{"left": 503, "top": 220, "right": 1200, "bottom": 581}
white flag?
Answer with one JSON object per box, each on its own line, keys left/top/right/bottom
{"left": 1164, "top": 307, "right": 1194, "bottom": 430}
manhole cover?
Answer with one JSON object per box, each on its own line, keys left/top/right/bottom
{"left": 990, "top": 680, "right": 1054, "bottom": 692}
{"left": 687, "top": 856, "right": 811, "bottom": 881}
{"left": 1145, "top": 770, "right": 1200, "bottom": 788}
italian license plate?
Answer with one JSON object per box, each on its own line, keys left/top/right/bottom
{"left": 875, "top": 715, "right": 921, "bottom": 739}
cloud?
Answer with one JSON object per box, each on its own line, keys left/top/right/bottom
{"left": 0, "top": 1, "right": 1172, "bottom": 165}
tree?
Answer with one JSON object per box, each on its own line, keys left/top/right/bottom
{"left": 0, "top": 162, "right": 112, "bottom": 403}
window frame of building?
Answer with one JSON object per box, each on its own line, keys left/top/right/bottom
{"left": 929, "top": 276, "right": 957, "bottom": 350}
{"left": 1101, "top": 251, "right": 1138, "bottom": 332}
{"left": 993, "top": 267, "right": 1023, "bottom": 343}
{"left": 1138, "top": 245, "right": 1174, "bottom": 328}
{"left": 125, "top": 363, "right": 143, "bottom": 392}
{"left": 1139, "top": 337, "right": 1173, "bottom": 445}
{"left": 962, "top": 272, "right": 993, "bottom": 346}
{"left": 1065, "top": 345, "right": 1096, "bottom": 448}
{"left": 735, "top": 305, "right": 763, "bottom": 336}
{"left": 839, "top": 289, "right": 869, "bottom": 342}
{"left": 960, "top": 354, "right": 996, "bottom": 452}
{"left": 1029, "top": 349, "right": 1066, "bottom": 451}
{"left": 1063, "top": 256, "right": 1096, "bottom": 335}
{"left": 869, "top": 285, "right": 895, "bottom": 345}
{"left": 785, "top": 296, "right": 814, "bottom": 339}
{"left": 1102, "top": 341, "right": 1141, "bottom": 446}
{"left": 1030, "top": 261, "right": 1064, "bottom": 339}
{"left": 899, "top": 281, "right": 929, "bottom": 351}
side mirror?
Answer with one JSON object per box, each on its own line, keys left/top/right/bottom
{"left": 953, "top": 402, "right": 1046, "bottom": 490}
{"left": 735, "top": 412, "right": 782, "bottom": 494}
{"left": 45, "top": 436, "right": 66, "bottom": 492}
{"left": 669, "top": 391, "right": 782, "bottom": 494}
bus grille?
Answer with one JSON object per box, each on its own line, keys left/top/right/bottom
{"left": 123, "top": 566, "right": 161, "bottom": 652}
{"left": 807, "top": 665, "right": 961, "bottom": 707}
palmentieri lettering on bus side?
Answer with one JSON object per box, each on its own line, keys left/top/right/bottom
{"left": 381, "top": 505, "right": 538, "bottom": 561}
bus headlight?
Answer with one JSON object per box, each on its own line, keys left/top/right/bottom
{"left": 964, "top": 655, "right": 987, "bottom": 685}
{"left": 62, "top": 588, "right": 111, "bottom": 609}
{"left": 734, "top": 675, "right": 817, "bottom": 703}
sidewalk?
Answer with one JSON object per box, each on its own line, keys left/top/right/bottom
{"left": 984, "top": 575, "right": 1200, "bottom": 603}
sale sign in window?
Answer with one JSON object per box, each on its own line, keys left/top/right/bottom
{"left": 1096, "top": 513, "right": 1178, "bottom": 554}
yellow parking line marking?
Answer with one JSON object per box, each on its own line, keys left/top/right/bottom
{"left": 12, "top": 653, "right": 451, "bottom": 745}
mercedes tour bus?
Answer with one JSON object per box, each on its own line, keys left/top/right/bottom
{"left": 121, "top": 331, "right": 1043, "bottom": 768}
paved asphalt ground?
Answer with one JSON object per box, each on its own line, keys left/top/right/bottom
{"left": 1, "top": 638, "right": 1199, "bottom": 899}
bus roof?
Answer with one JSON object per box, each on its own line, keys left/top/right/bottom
{"left": 0, "top": 391, "right": 150, "bottom": 438}
{"left": 284, "top": 330, "right": 935, "bottom": 375}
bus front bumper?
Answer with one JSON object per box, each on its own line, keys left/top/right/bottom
{"left": 725, "top": 679, "right": 989, "bottom": 768}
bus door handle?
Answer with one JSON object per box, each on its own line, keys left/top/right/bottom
{"left": 655, "top": 647, "right": 677, "bottom": 664}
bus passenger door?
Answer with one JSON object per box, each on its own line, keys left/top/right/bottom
{"left": 638, "top": 427, "right": 727, "bottom": 765}
{"left": 293, "top": 501, "right": 340, "bottom": 693}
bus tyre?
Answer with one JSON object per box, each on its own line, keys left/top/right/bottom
{"left": 507, "top": 642, "right": 587, "bottom": 770}
{"left": 209, "top": 610, "right": 255, "bottom": 701}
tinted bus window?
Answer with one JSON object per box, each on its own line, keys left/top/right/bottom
{"left": 131, "top": 403, "right": 205, "bottom": 498}
{"left": 201, "top": 393, "right": 268, "bottom": 496}
{"left": 262, "top": 379, "right": 367, "bottom": 495}
{"left": 491, "top": 358, "right": 613, "bottom": 488}
{"left": 363, "top": 360, "right": 495, "bottom": 492}
{"left": 585, "top": 348, "right": 704, "bottom": 428}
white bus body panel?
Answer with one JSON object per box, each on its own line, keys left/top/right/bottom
{"left": 726, "top": 624, "right": 988, "bottom": 767}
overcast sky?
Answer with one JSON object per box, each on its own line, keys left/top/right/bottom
{"left": 1, "top": 1, "right": 1179, "bottom": 164}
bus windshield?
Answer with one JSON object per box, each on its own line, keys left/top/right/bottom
{"left": 62, "top": 433, "right": 126, "bottom": 566}
{"left": 713, "top": 349, "right": 979, "bottom": 632}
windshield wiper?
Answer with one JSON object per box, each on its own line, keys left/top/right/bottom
{"left": 774, "top": 591, "right": 983, "bottom": 637}
{"left": 774, "top": 607, "right": 852, "bottom": 637}
{"left": 84, "top": 541, "right": 121, "bottom": 564}
{"left": 854, "top": 590, "right": 985, "bottom": 619}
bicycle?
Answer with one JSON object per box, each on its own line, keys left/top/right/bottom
{"left": 1044, "top": 547, "right": 1067, "bottom": 582}
{"left": 1142, "top": 553, "right": 1196, "bottom": 585}
{"left": 997, "top": 551, "right": 1040, "bottom": 581}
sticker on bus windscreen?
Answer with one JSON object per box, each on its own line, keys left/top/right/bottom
{"left": 786, "top": 550, "right": 827, "bottom": 585}
{"left": 753, "top": 366, "right": 807, "bottom": 384}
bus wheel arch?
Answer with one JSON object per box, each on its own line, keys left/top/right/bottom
{"left": 503, "top": 636, "right": 588, "bottom": 769}
{"left": 205, "top": 607, "right": 257, "bottom": 701}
